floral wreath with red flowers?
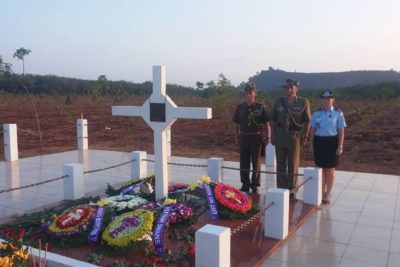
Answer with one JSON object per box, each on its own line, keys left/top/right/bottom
{"left": 168, "top": 202, "right": 193, "bottom": 224}
{"left": 168, "top": 183, "right": 189, "bottom": 194}
{"left": 214, "top": 183, "right": 252, "bottom": 213}
{"left": 48, "top": 205, "right": 97, "bottom": 236}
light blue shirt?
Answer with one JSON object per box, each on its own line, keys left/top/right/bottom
{"left": 310, "top": 106, "right": 346, "bottom": 136}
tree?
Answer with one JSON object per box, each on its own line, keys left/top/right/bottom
{"left": 195, "top": 81, "right": 204, "bottom": 90}
{"left": 97, "top": 75, "right": 107, "bottom": 82}
{"left": 0, "top": 55, "right": 13, "bottom": 77}
{"left": 13, "top": 47, "right": 31, "bottom": 75}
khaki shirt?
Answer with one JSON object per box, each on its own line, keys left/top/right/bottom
{"left": 233, "top": 102, "right": 270, "bottom": 133}
{"left": 271, "top": 96, "right": 311, "bottom": 148}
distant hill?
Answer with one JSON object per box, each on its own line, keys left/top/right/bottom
{"left": 245, "top": 67, "right": 400, "bottom": 90}
{"left": 0, "top": 74, "right": 194, "bottom": 96}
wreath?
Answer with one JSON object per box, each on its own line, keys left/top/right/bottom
{"left": 48, "top": 205, "right": 97, "bottom": 235}
{"left": 139, "top": 202, "right": 163, "bottom": 211}
{"left": 214, "top": 183, "right": 252, "bottom": 213}
{"left": 97, "top": 195, "right": 148, "bottom": 211}
{"left": 168, "top": 202, "right": 193, "bottom": 224}
{"left": 168, "top": 183, "right": 189, "bottom": 194}
{"left": 102, "top": 210, "right": 154, "bottom": 247}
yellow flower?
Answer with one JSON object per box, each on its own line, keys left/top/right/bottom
{"left": 189, "top": 182, "right": 199, "bottom": 191}
{"left": 163, "top": 198, "right": 176, "bottom": 206}
{"left": 199, "top": 176, "right": 211, "bottom": 184}
{"left": 102, "top": 210, "right": 154, "bottom": 247}
{"left": 0, "top": 256, "right": 11, "bottom": 266}
{"left": 14, "top": 249, "right": 29, "bottom": 260}
{"left": 97, "top": 199, "right": 109, "bottom": 207}
{"left": 225, "top": 190, "right": 236, "bottom": 198}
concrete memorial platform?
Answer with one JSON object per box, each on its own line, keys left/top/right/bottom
{"left": 0, "top": 149, "right": 317, "bottom": 266}
{"left": 1, "top": 150, "right": 399, "bottom": 266}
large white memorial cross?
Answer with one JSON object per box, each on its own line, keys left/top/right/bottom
{"left": 112, "top": 66, "right": 212, "bottom": 200}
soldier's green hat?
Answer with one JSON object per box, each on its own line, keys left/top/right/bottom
{"left": 280, "top": 79, "right": 300, "bottom": 88}
{"left": 244, "top": 82, "right": 256, "bottom": 92}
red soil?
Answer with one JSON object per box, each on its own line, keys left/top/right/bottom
{"left": 0, "top": 95, "right": 399, "bottom": 175}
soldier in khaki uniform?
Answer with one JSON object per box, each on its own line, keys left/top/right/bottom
{"left": 233, "top": 82, "right": 270, "bottom": 193}
{"left": 270, "top": 79, "right": 311, "bottom": 199}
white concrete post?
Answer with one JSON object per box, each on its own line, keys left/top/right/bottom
{"left": 78, "top": 149, "right": 89, "bottom": 170}
{"left": 5, "top": 161, "right": 20, "bottom": 197}
{"left": 195, "top": 224, "right": 230, "bottom": 267}
{"left": 303, "top": 167, "right": 322, "bottom": 206}
{"left": 3, "top": 124, "right": 18, "bottom": 161}
{"left": 207, "top": 157, "right": 224, "bottom": 183}
{"left": 166, "top": 126, "right": 171, "bottom": 156}
{"left": 264, "top": 188, "right": 289, "bottom": 240}
{"left": 63, "top": 163, "right": 84, "bottom": 200}
{"left": 265, "top": 144, "right": 276, "bottom": 167}
{"left": 265, "top": 142, "right": 276, "bottom": 185}
{"left": 131, "top": 151, "right": 147, "bottom": 180}
{"left": 77, "top": 119, "right": 88, "bottom": 150}
{"left": 265, "top": 125, "right": 275, "bottom": 166}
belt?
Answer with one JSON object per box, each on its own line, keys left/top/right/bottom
{"left": 277, "top": 125, "right": 302, "bottom": 131}
{"left": 240, "top": 131, "right": 261, "bottom": 135}
{"left": 277, "top": 122, "right": 302, "bottom": 131}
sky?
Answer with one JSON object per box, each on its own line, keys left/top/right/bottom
{"left": 1, "top": 0, "right": 400, "bottom": 87}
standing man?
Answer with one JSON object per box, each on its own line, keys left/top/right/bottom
{"left": 270, "top": 79, "right": 311, "bottom": 199}
{"left": 233, "top": 82, "right": 270, "bottom": 193}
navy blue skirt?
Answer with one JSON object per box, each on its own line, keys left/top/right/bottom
{"left": 313, "top": 135, "right": 339, "bottom": 168}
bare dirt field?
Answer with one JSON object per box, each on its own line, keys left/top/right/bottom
{"left": 1, "top": 94, "right": 399, "bottom": 175}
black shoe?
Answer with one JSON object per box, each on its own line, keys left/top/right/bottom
{"left": 240, "top": 185, "right": 250, "bottom": 193}
{"left": 251, "top": 186, "right": 258, "bottom": 194}
{"left": 290, "top": 193, "right": 296, "bottom": 199}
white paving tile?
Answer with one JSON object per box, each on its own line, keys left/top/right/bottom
{"left": 342, "top": 245, "right": 389, "bottom": 266}
{"left": 388, "top": 252, "right": 400, "bottom": 267}
{"left": 349, "top": 224, "right": 391, "bottom": 251}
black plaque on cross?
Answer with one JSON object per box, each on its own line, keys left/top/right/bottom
{"left": 150, "top": 103, "right": 166, "bottom": 122}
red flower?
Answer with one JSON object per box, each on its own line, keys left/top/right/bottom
{"left": 55, "top": 206, "right": 91, "bottom": 229}
{"left": 188, "top": 244, "right": 195, "bottom": 258}
{"left": 17, "top": 228, "right": 25, "bottom": 240}
{"left": 3, "top": 227, "right": 14, "bottom": 238}
{"left": 214, "top": 183, "right": 252, "bottom": 212}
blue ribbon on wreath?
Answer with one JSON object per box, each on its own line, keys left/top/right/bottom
{"left": 204, "top": 183, "right": 219, "bottom": 220}
{"left": 119, "top": 180, "right": 145, "bottom": 196}
{"left": 153, "top": 205, "right": 172, "bottom": 255}
{"left": 88, "top": 206, "right": 105, "bottom": 243}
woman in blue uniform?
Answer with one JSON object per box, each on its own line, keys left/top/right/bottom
{"left": 309, "top": 91, "right": 346, "bottom": 204}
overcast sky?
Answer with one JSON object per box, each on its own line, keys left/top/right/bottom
{"left": 1, "top": 0, "right": 399, "bottom": 87}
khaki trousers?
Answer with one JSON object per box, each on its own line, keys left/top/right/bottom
{"left": 275, "top": 141, "right": 300, "bottom": 192}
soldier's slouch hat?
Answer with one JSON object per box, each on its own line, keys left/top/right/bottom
{"left": 280, "top": 79, "right": 300, "bottom": 88}
{"left": 244, "top": 82, "right": 256, "bottom": 92}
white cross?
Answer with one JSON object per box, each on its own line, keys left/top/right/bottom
{"left": 112, "top": 66, "right": 212, "bottom": 200}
